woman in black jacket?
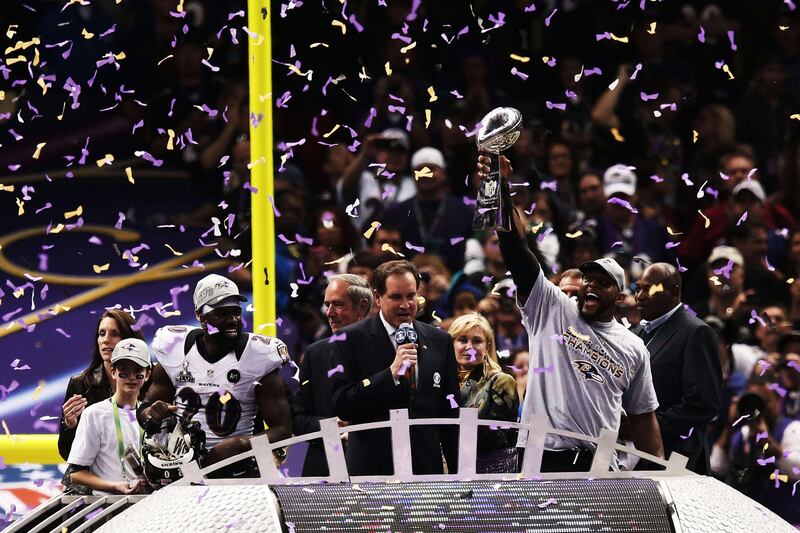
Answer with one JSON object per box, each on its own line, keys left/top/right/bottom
{"left": 58, "top": 309, "right": 145, "bottom": 460}
{"left": 449, "top": 313, "right": 520, "bottom": 473}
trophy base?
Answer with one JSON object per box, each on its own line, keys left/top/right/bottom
{"left": 472, "top": 173, "right": 512, "bottom": 232}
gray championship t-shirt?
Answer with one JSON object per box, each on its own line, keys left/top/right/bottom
{"left": 517, "top": 269, "right": 658, "bottom": 454}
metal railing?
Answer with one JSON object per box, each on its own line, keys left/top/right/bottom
{"left": 175, "top": 407, "right": 693, "bottom": 485}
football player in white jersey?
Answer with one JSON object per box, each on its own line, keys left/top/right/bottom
{"left": 137, "top": 274, "right": 292, "bottom": 469}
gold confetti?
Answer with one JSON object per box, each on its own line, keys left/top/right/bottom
{"left": 431, "top": 310, "right": 442, "bottom": 323}
{"left": 385, "top": 61, "right": 392, "bottom": 76}
{"left": 322, "top": 124, "right": 340, "bottom": 138}
{"left": 566, "top": 230, "right": 583, "bottom": 239}
{"left": 788, "top": 278, "right": 795, "bottom": 284}
{"left": 427, "top": 86, "right": 437, "bottom": 102}
{"left": 165, "top": 243, "right": 184, "bottom": 256}
{"left": 177, "top": 0, "right": 184, "bottom": 11}
{"left": 310, "top": 42, "right": 330, "bottom": 48}
{"left": 0, "top": 90, "right": 4, "bottom": 100}
{"left": 647, "top": 22, "right": 657, "bottom": 34}
{"left": 57, "top": 102, "right": 65, "bottom": 121}
{"left": 698, "top": 210, "right": 710, "bottom": 229}
{"left": 510, "top": 53, "right": 530, "bottom": 63}
{"left": 610, "top": 127, "right": 625, "bottom": 142}
{"left": 323, "top": 256, "right": 348, "bottom": 265}
{"left": 157, "top": 54, "right": 173, "bottom": 66}
{"left": 50, "top": 223, "right": 65, "bottom": 234}
{"left": 2, "top": 420, "right": 9, "bottom": 435}
{"left": 64, "top": 206, "right": 83, "bottom": 219}
{"left": 363, "top": 221, "right": 381, "bottom": 239}
{"left": 125, "top": 167, "right": 134, "bottom": 184}
{"left": 0, "top": 184, "right": 14, "bottom": 192}
{"left": 779, "top": 25, "right": 789, "bottom": 31}
{"left": 163, "top": 310, "right": 181, "bottom": 318}
{"left": 13, "top": 288, "right": 25, "bottom": 298}
{"left": 16, "top": 197, "right": 24, "bottom": 216}
{"left": 609, "top": 33, "right": 629, "bottom": 43}
{"left": 648, "top": 283, "right": 664, "bottom": 296}
{"left": 362, "top": 378, "right": 371, "bottom": 387}
{"left": 722, "top": 64, "right": 734, "bottom": 80}
{"left": 96, "top": 154, "right": 114, "bottom": 167}
{"left": 414, "top": 166, "right": 434, "bottom": 180}
{"left": 6, "top": 24, "right": 18, "bottom": 39}
{"left": 424, "top": 109, "right": 431, "bottom": 128}
{"left": 692, "top": 130, "right": 699, "bottom": 143}
{"left": 770, "top": 471, "right": 788, "bottom": 483}
{"left": 167, "top": 129, "right": 176, "bottom": 150}
{"left": 32, "top": 142, "right": 46, "bottom": 159}
{"left": 381, "top": 243, "right": 404, "bottom": 256}
{"left": 93, "top": 263, "right": 110, "bottom": 273}
{"left": 331, "top": 20, "right": 347, "bottom": 34}
{"left": 666, "top": 226, "right": 683, "bottom": 236}
{"left": 709, "top": 275, "right": 722, "bottom": 286}
{"left": 81, "top": 28, "right": 94, "bottom": 39}
{"left": 219, "top": 392, "right": 232, "bottom": 404}
{"left": 400, "top": 41, "right": 416, "bottom": 54}
{"left": 33, "top": 380, "right": 45, "bottom": 400}
{"left": 542, "top": 56, "right": 551, "bottom": 64}
{"left": 37, "top": 77, "right": 48, "bottom": 94}
{"left": 790, "top": 114, "right": 800, "bottom": 121}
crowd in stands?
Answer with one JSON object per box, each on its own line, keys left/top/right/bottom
{"left": 6, "top": 0, "right": 800, "bottom": 524}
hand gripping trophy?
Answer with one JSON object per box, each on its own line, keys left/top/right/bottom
{"left": 472, "top": 107, "right": 523, "bottom": 232}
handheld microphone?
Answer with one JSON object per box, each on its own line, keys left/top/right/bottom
{"left": 394, "top": 322, "right": 418, "bottom": 346}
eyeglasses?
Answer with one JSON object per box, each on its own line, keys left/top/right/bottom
{"left": 117, "top": 371, "right": 146, "bottom": 380}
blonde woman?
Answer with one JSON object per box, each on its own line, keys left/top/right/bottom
{"left": 449, "top": 313, "right": 519, "bottom": 473}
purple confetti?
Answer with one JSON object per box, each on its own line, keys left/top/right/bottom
{"left": 445, "top": 394, "right": 458, "bottom": 409}
{"left": 545, "top": 101, "right": 567, "bottom": 111}
{"left": 697, "top": 26, "right": 706, "bottom": 43}
{"left": 328, "top": 332, "right": 347, "bottom": 343}
{"left": 544, "top": 8, "right": 557, "bottom": 26}
{"left": 736, "top": 211, "right": 748, "bottom": 226}
{"left": 450, "top": 237, "right": 465, "bottom": 245}
{"left": 607, "top": 197, "right": 638, "bottom": 213}
{"left": 327, "top": 364, "right": 344, "bottom": 378}
{"left": 406, "top": 241, "right": 425, "bottom": 253}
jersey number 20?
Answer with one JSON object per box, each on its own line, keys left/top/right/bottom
{"left": 176, "top": 387, "right": 242, "bottom": 437}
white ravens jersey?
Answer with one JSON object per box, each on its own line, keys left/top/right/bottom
{"left": 151, "top": 326, "right": 289, "bottom": 448}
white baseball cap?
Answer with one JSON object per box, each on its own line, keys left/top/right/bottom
{"left": 603, "top": 164, "right": 637, "bottom": 198}
{"left": 732, "top": 179, "right": 765, "bottom": 202}
{"left": 111, "top": 338, "right": 152, "bottom": 368}
{"left": 411, "top": 147, "right": 446, "bottom": 170}
{"left": 193, "top": 274, "right": 247, "bottom": 312}
{"left": 579, "top": 257, "right": 627, "bottom": 292}
{"left": 708, "top": 245, "right": 744, "bottom": 268}
{"left": 379, "top": 128, "right": 410, "bottom": 151}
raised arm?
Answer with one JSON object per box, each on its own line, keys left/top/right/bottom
{"left": 476, "top": 154, "right": 541, "bottom": 303}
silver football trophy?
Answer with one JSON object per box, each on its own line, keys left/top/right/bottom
{"left": 473, "top": 107, "right": 523, "bottom": 232}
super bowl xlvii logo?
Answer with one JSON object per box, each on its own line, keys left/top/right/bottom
{"left": 572, "top": 360, "right": 605, "bottom": 384}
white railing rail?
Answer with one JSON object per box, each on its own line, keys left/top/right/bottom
{"left": 175, "top": 408, "right": 692, "bottom": 485}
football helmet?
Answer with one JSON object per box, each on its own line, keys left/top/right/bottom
{"left": 140, "top": 416, "right": 207, "bottom": 487}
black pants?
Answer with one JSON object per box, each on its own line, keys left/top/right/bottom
{"left": 519, "top": 448, "right": 594, "bottom": 473}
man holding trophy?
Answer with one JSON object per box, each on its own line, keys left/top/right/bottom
{"left": 474, "top": 108, "right": 664, "bottom": 471}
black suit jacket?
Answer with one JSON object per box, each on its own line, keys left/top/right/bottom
{"left": 634, "top": 307, "right": 722, "bottom": 474}
{"left": 291, "top": 339, "right": 337, "bottom": 476}
{"left": 331, "top": 315, "right": 459, "bottom": 476}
